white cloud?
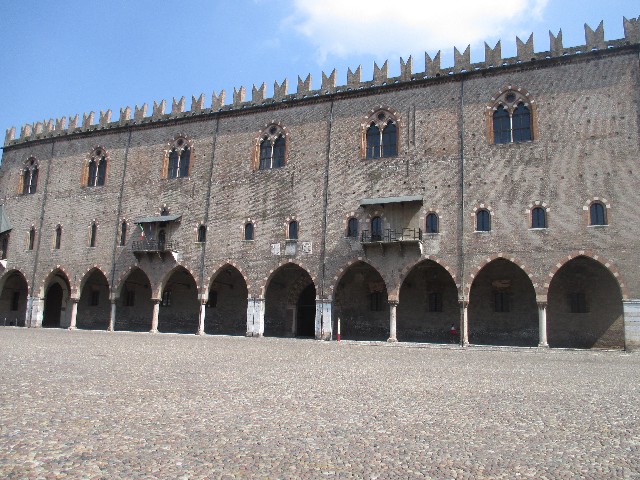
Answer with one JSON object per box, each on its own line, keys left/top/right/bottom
{"left": 286, "top": 0, "right": 549, "bottom": 62}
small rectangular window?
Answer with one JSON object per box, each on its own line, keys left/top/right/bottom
{"left": 90, "top": 290, "right": 100, "bottom": 306}
{"left": 494, "top": 292, "right": 510, "bottom": 312}
{"left": 207, "top": 290, "right": 218, "bottom": 308}
{"left": 370, "top": 291, "right": 384, "bottom": 311}
{"left": 161, "top": 290, "right": 171, "bottom": 307}
{"left": 569, "top": 293, "right": 587, "bottom": 313}
{"left": 124, "top": 290, "right": 135, "bottom": 307}
{"left": 11, "top": 291, "right": 19, "bottom": 311}
{"left": 428, "top": 292, "right": 442, "bottom": 312}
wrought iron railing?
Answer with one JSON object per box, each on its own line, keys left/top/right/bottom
{"left": 131, "top": 240, "right": 177, "bottom": 252}
{"left": 360, "top": 228, "right": 422, "bottom": 243}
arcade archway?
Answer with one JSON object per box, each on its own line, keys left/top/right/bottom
{"left": 0, "top": 270, "right": 28, "bottom": 327}
{"left": 204, "top": 265, "right": 248, "bottom": 335}
{"left": 77, "top": 269, "right": 110, "bottom": 330}
{"left": 158, "top": 267, "right": 199, "bottom": 334}
{"left": 115, "top": 268, "right": 153, "bottom": 332}
{"left": 42, "top": 271, "right": 71, "bottom": 328}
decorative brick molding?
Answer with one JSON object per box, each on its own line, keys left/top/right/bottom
{"left": 39, "top": 266, "right": 72, "bottom": 298}
{"left": 583, "top": 197, "right": 611, "bottom": 225}
{"left": 204, "top": 261, "right": 250, "bottom": 298}
{"left": 465, "top": 253, "right": 538, "bottom": 296}
{"left": 327, "top": 257, "right": 389, "bottom": 301}
{"left": 76, "top": 265, "right": 110, "bottom": 298}
{"left": 259, "top": 259, "right": 317, "bottom": 298}
{"left": 543, "top": 250, "right": 629, "bottom": 300}
{"left": 0, "top": 268, "right": 30, "bottom": 294}
{"left": 155, "top": 264, "right": 200, "bottom": 299}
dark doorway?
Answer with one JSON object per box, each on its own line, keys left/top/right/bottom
{"left": 296, "top": 284, "right": 316, "bottom": 337}
{"left": 43, "top": 283, "right": 63, "bottom": 328}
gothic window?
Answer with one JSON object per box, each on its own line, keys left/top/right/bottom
{"left": 54, "top": 225, "right": 62, "bottom": 250}
{"left": 244, "top": 222, "right": 254, "bottom": 241}
{"left": 426, "top": 213, "right": 439, "bottom": 234}
{"left": 197, "top": 225, "right": 207, "bottom": 243}
{"left": 28, "top": 227, "right": 35, "bottom": 250}
{"left": 120, "top": 222, "right": 127, "bottom": 246}
{"left": 487, "top": 89, "right": 535, "bottom": 144}
{"left": 288, "top": 220, "right": 298, "bottom": 240}
{"left": 347, "top": 217, "right": 358, "bottom": 239}
{"left": 89, "top": 222, "right": 97, "bottom": 247}
{"left": 476, "top": 210, "right": 491, "bottom": 232}
{"left": 363, "top": 110, "right": 399, "bottom": 159}
{"left": 531, "top": 207, "right": 546, "bottom": 229}
{"left": 371, "top": 216, "right": 383, "bottom": 241}
{"left": 164, "top": 137, "right": 191, "bottom": 179}
{"left": 85, "top": 147, "right": 107, "bottom": 187}
{"left": 258, "top": 125, "right": 286, "bottom": 170}
{"left": 589, "top": 202, "right": 607, "bottom": 226}
{"left": 20, "top": 157, "right": 39, "bottom": 194}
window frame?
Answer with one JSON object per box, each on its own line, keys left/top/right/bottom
{"left": 589, "top": 202, "right": 607, "bottom": 226}
{"left": 20, "top": 157, "right": 39, "bottom": 195}
{"left": 362, "top": 109, "right": 400, "bottom": 160}
{"left": 531, "top": 207, "right": 547, "bottom": 229}
{"left": 288, "top": 220, "right": 299, "bottom": 241}
{"left": 486, "top": 88, "right": 536, "bottom": 145}
{"left": 197, "top": 224, "right": 207, "bottom": 243}
{"left": 347, "top": 217, "right": 359, "bottom": 239}
{"left": 163, "top": 137, "right": 193, "bottom": 179}
{"left": 426, "top": 213, "right": 439, "bottom": 234}
{"left": 475, "top": 209, "right": 491, "bottom": 232}
{"left": 244, "top": 222, "right": 254, "bottom": 241}
{"left": 256, "top": 124, "right": 287, "bottom": 171}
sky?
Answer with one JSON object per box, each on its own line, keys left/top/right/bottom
{"left": 0, "top": 1, "right": 638, "bottom": 138}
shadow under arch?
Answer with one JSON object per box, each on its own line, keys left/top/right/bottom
{"left": 205, "top": 264, "right": 248, "bottom": 335}
{"left": 333, "top": 260, "right": 389, "bottom": 341}
{"left": 76, "top": 268, "right": 110, "bottom": 330}
{"left": 468, "top": 258, "right": 538, "bottom": 346}
{"left": 0, "top": 269, "right": 29, "bottom": 327}
{"left": 42, "top": 269, "right": 71, "bottom": 328}
{"left": 158, "top": 266, "right": 199, "bottom": 334}
{"left": 114, "top": 267, "right": 153, "bottom": 332}
{"left": 263, "top": 262, "right": 316, "bottom": 338}
{"left": 547, "top": 255, "right": 624, "bottom": 349}
{"left": 397, "top": 259, "right": 459, "bottom": 343}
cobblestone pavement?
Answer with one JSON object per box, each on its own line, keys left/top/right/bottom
{"left": 1, "top": 328, "right": 639, "bottom": 479}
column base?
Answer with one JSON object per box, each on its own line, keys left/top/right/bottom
{"left": 68, "top": 326, "right": 76, "bottom": 331}
{"left": 387, "top": 337, "right": 397, "bottom": 343}
{"left": 107, "top": 327, "right": 113, "bottom": 332}
{"left": 150, "top": 329, "right": 158, "bottom": 334}
{"left": 196, "top": 330, "right": 204, "bottom": 336}
{"left": 538, "top": 342, "right": 549, "bottom": 348}
{"left": 246, "top": 332, "right": 263, "bottom": 338}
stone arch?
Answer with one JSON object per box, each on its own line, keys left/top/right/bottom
{"left": 204, "top": 263, "right": 249, "bottom": 336}
{"left": 114, "top": 266, "right": 153, "bottom": 332}
{"left": 328, "top": 257, "right": 391, "bottom": 301}
{"left": 468, "top": 257, "right": 539, "bottom": 346}
{"left": 155, "top": 264, "right": 200, "bottom": 300}
{"left": 466, "top": 253, "right": 539, "bottom": 297}
{"left": 262, "top": 262, "right": 316, "bottom": 338}
{"left": 204, "top": 260, "right": 250, "bottom": 298}
{"left": 397, "top": 258, "right": 460, "bottom": 343}
{"left": 76, "top": 265, "right": 110, "bottom": 298}
{"left": 395, "top": 256, "right": 459, "bottom": 301}
{"left": 41, "top": 268, "right": 72, "bottom": 328}
{"left": 0, "top": 269, "right": 29, "bottom": 327}
{"left": 332, "top": 259, "right": 389, "bottom": 341}
{"left": 76, "top": 267, "right": 110, "bottom": 330}
{"left": 114, "top": 265, "right": 154, "bottom": 299}
{"left": 546, "top": 254, "right": 625, "bottom": 349}
{"left": 259, "top": 259, "right": 317, "bottom": 299}
{"left": 157, "top": 265, "right": 199, "bottom": 334}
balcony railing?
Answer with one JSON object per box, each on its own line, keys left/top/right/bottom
{"left": 360, "top": 228, "right": 422, "bottom": 243}
{"left": 132, "top": 240, "right": 177, "bottom": 252}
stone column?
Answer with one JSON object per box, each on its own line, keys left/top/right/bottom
{"left": 537, "top": 302, "right": 549, "bottom": 347}
{"left": 246, "top": 296, "right": 265, "bottom": 337}
{"left": 29, "top": 296, "right": 44, "bottom": 328}
{"left": 623, "top": 300, "right": 640, "bottom": 351}
{"left": 68, "top": 298, "right": 79, "bottom": 330}
{"left": 197, "top": 302, "right": 206, "bottom": 335}
{"left": 315, "top": 299, "right": 332, "bottom": 340}
{"left": 108, "top": 300, "right": 117, "bottom": 332}
{"left": 150, "top": 299, "right": 160, "bottom": 333}
{"left": 459, "top": 300, "right": 469, "bottom": 346}
{"left": 388, "top": 300, "right": 398, "bottom": 342}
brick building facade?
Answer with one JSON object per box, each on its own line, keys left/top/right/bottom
{"left": 1, "top": 18, "right": 639, "bottom": 349}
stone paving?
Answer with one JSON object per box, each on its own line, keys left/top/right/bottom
{"left": 1, "top": 327, "right": 639, "bottom": 479}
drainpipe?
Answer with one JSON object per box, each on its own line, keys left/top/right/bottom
{"left": 458, "top": 77, "right": 468, "bottom": 345}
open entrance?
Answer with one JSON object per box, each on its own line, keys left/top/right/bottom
{"left": 0, "top": 270, "right": 29, "bottom": 326}
{"left": 77, "top": 269, "right": 110, "bottom": 330}
{"left": 296, "top": 284, "right": 316, "bottom": 337}
{"left": 468, "top": 258, "right": 538, "bottom": 347}
{"left": 333, "top": 261, "right": 388, "bottom": 341}
{"left": 204, "top": 265, "right": 248, "bottom": 335}
{"left": 547, "top": 256, "right": 624, "bottom": 349}
{"left": 158, "top": 267, "right": 199, "bottom": 334}
{"left": 264, "top": 264, "right": 315, "bottom": 338}
{"left": 397, "top": 260, "right": 459, "bottom": 343}
{"left": 43, "top": 283, "right": 64, "bottom": 328}
{"left": 116, "top": 268, "right": 153, "bottom": 332}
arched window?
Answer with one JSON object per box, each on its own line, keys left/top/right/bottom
{"left": 197, "top": 225, "right": 206, "bottom": 243}
{"left": 590, "top": 202, "right": 607, "bottom": 226}
{"left": 371, "top": 216, "right": 383, "bottom": 241}
{"left": 476, "top": 210, "right": 491, "bottom": 232}
{"left": 258, "top": 125, "right": 286, "bottom": 170}
{"left": 89, "top": 222, "right": 97, "bottom": 247}
{"left": 426, "top": 213, "right": 439, "bottom": 234}
{"left": 165, "top": 137, "right": 191, "bottom": 179}
{"left": 120, "top": 222, "right": 127, "bottom": 246}
{"left": 531, "top": 207, "right": 546, "bottom": 228}
{"left": 364, "top": 110, "right": 399, "bottom": 159}
{"left": 244, "top": 222, "right": 254, "bottom": 241}
{"left": 28, "top": 227, "right": 35, "bottom": 250}
{"left": 54, "top": 225, "right": 62, "bottom": 250}
{"left": 288, "top": 220, "right": 298, "bottom": 240}
{"left": 86, "top": 148, "right": 107, "bottom": 187}
{"left": 488, "top": 89, "right": 534, "bottom": 144}
{"left": 347, "top": 217, "right": 358, "bottom": 239}
{"left": 21, "top": 158, "right": 39, "bottom": 194}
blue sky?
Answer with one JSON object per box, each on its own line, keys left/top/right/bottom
{"left": 0, "top": 1, "right": 638, "bottom": 137}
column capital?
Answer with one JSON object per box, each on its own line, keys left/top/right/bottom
{"left": 387, "top": 299, "right": 399, "bottom": 307}
{"left": 151, "top": 298, "right": 161, "bottom": 305}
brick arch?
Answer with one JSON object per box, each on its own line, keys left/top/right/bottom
{"left": 0, "top": 268, "right": 30, "bottom": 295}
{"left": 39, "top": 266, "right": 72, "bottom": 298}
{"left": 543, "top": 251, "right": 629, "bottom": 300}
{"left": 258, "top": 259, "right": 317, "bottom": 298}
{"left": 114, "top": 265, "right": 152, "bottom": 299}
{"left": 155, "top": 264, "right": 200, "bottom": 299}
{"left": 204, "top": 260, "right": 250, "bottom": 298}
{"left": 76, "top": 265, "right": 110, "bottom": 297}
{"left": 465, "top": 253, "right": 538, "bottom": 297}
{"left": 287, "top": 274, "right": 316, "bottom": 306}
{"left": 327, "top": 257, "right": 389, "bottom": 301}
{"left": 395, "top": 256, "right": 459, "bottom": 300}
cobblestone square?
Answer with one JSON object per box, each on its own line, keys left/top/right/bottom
{"left": 1, "top": 328, "right": 639, "bottom": 479}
